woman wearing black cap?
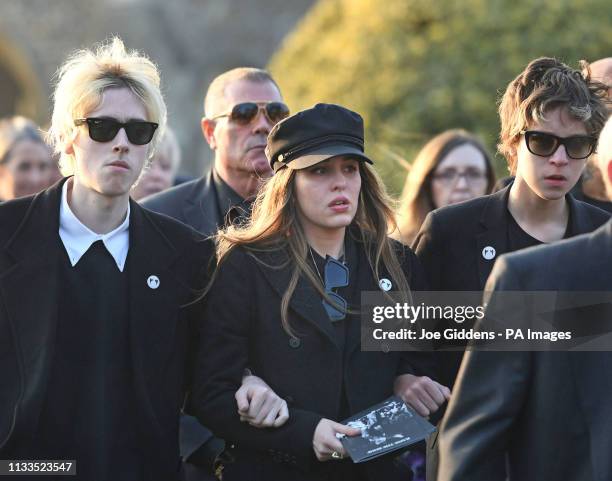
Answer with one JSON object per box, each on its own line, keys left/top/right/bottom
{"left": 191, "top": 103, "right": 447, "bottom": 481}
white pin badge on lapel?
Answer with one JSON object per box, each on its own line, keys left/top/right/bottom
{"left": 147, "top": 275, "right": 160, "bottom": 289}
{"left": 379, "top": 278, "right": 392, "bottom": 291}
{"left": 482, "top": 246, "right": 496, "bottom": 260}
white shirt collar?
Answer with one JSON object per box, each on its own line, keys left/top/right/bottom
{"left": 59, "top": 179, "right": 130, "bottom": 271}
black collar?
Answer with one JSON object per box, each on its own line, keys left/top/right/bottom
{"left": 475, "top": 182, "right": 602, "bottom": 288}
{"left": 212, "top": 169, "right": 247, "bottom": 222}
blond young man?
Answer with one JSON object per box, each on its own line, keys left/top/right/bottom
{"left": 0, "top": 38, "right": 212, "bottom": 480}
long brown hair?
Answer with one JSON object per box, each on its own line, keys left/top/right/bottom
{"left": 396, "top": 129, "right": 495, "bottom": 245}
{"left": 214, "top": 162, "right": 411, "bottom": 338}
{"left": 498, "top": 57, "right": 610, "bottom": 175}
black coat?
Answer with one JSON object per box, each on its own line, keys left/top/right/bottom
{"left": 0, "top": 179, "right": 212, "bottom": 481}
{"left": 413, "top": 185, "right": 610, "bottom": 481}
{"left": 413, "top": 185, "right": 611, "bottom": 390}
{"left": 438, "top": 220, "right": 612, "bottom": 481}
{"left": 191, "top": 234, "right": 435, "bottom": 481}
{"left": 142, "top": 170, "right": 222, "bottom": 235}
{"left": 142, "top": 170, "right": 225, "bottom": 479}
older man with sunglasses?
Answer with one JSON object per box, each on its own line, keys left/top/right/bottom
{"left": 0, "top": 38, "right": 214, "bottom": 481}
{"left": 142, "top": 68, "right": 290, "bottom": 480}
{"left": 143, "top": 67, "right": 288, "bottom": 229}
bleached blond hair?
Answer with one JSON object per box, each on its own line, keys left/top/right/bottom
{"left": 48, "top": 37, "right": 167, "bottom": 175}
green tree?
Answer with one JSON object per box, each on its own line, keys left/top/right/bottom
{"left": 269, "top": 0, "right": 612, "bottom": 193}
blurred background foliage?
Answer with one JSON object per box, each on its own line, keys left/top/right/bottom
{"left": 269, "top": 0, "right": 612, "bottom": 194}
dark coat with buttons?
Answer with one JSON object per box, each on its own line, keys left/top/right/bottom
{"left": 412, "top": 184, "right": 610, "bottom": 481}
{"left": 190, "top": 231, "right": 436, "bottom": 481}
{"left": 143, "top": 169, "right": 227, "bottom": 481}
{"left": 439, "top": 220, "right": 612, "bottom": 481}
{"left": 142, "top": 169, "right": 222, "bottom": 236}
{"left": 413, "top": 184, "right": 611, "bottom": 392}
{"left": 0, "top": 178, "right": 213, "bottom": 481}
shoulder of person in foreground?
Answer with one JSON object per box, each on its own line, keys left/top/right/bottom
{"left": 572, "top": 195, "right": 611, "bottom": 231}
{"left": 139, "top": 202, "right": 209, "bottom": 245}
{"left": 487, "top": 220, "right": 611, "bottom": 293}
{"left": 141, "top": 177, "right": 204, "bottom": 216}
{"left": 0, "top": 193, "right": 37, "bottom": 245}
{"left": 415, "top": 192, "right": 494, "bottom": 244}
{"left": 437, "top": 339, "right": 530, "bottom": 481}
{"left": 388, "top": 236, "right": 428, "bottom": 291}
{"left": 411, "top": 192, "right": 495, "bottom": 290}
{"left": 139, "top": 203, "right": 215, "bottom": 282}
{"left": 350, "top": 227, "right": 426, "bottom": 289}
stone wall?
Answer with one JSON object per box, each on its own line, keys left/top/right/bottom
{"left": 0, "top": 0, "right": 313, "bottom": 175}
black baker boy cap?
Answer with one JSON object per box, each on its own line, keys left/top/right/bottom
{"left": 265, "top": 103, "right": 373, "bottom": 172}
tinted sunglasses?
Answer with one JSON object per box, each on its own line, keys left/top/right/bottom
{"left": 212, "top": 102, "right": 290, "bottom": 125}
{"left": 74, "top": 117, "right": 158, "bottom": 145}
{"left": 322, "top": 256, "right": 349, "bottom": 322}
{"left": 520, "top": 130, "right": 596, "bottom": 160}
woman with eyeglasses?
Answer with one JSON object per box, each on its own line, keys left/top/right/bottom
{"left": 413, "top": 57, "right": 610, "bottom": 479}
{"left": 396, "top": 129, "right": 496, "bottom": 245}
{"left": 192, "top": 104, "right": 445, "bottom": 481}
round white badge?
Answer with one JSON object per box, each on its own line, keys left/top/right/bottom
{"left": 379, "top": 278, "right": 392, "bottom": 291}
{"left": 482, "top": 246, "right": 496, "bottom": 260}
{"left": 147, "top": 275, "right": 160, "bottom": 289}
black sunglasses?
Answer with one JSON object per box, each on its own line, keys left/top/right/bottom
{"left": 211, "top": 102, "right": 290, "bottom": 125}
{"left": 74, "top": 117, "right": 158, "bottom": 145}
{"left": 520, "top": 130, "right": 596, "bottom": 160}
{"left": 322, "top": 256, "right": 349, "bottom": 322}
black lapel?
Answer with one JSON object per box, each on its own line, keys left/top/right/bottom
{"left": 126, "top": 202, "right": 190, "bottom": 436}
{"left": 576, "top": 220, "right": 612, "bottom": 289}
{"left": 182, "top": 171, "right": 221, "bottom": 235}
{"left": 0, "top": 180, "right": 64, "bottom": 442}
{"left": 567, "top": 193, "right": 601, "bottom": 235}
{"left": 475, "top": 186, "right": 511, "bottom": 289}
{"left": 568, "top": 352, "right": 612, "bottom": 481}
{"left": 254, "top": 248, "right": 340, "bottom": 348}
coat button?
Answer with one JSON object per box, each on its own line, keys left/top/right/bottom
{"left": 289, "top": 338, "right": 301, "bottom": 348}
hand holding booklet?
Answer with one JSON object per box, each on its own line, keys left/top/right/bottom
{"left": 338, "top": 396, "right": 435, "bottom": 463}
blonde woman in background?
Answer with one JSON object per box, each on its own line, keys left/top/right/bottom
{"left": 131, "top": 125, "right": 181, "bottom": 200}
{"left": 396, "top": 129, "right": 496, "bottom": 245}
